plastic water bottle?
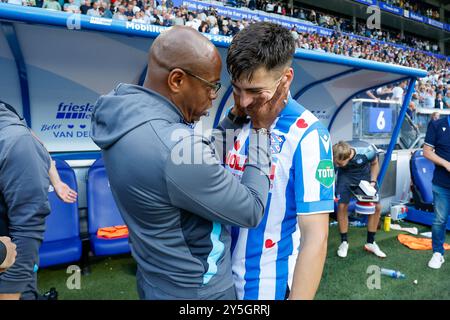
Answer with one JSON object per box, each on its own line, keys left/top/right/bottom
{"left": 350, "top": 220, "right": 367, "bottom": 227}
{"left": 381, "top": 268, "right": 405, "bottom": 279}
{"left": 383, "top": 214, "right": 391, "bottom": 232}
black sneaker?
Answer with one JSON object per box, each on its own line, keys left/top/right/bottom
{"left": 41, "top": 287, "right": 58, "bottom": 300}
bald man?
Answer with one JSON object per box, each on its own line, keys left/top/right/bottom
{"left": 91, "top": 26, "right": 289, "bottom": 300}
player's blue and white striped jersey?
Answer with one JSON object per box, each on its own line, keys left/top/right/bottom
{"left": 225, "top": 97, "right": 335, "bottom": 300}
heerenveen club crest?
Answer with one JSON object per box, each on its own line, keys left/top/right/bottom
{"left": 270, "top": 133, "right": 286, "bottom": 154}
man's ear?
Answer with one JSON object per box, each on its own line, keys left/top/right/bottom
{"left": 283, "top": 67, "right": 294, "bottom": 87}
{"left": 167, "top": 68, "right": 185, "bottom": 94}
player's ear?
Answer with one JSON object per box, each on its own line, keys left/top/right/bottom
{"left": 283, "top": 68, "right": 294, "bottom": 84}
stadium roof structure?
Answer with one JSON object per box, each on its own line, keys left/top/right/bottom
{"left": 0, "top": 3, "right": 428, "bottom": 185}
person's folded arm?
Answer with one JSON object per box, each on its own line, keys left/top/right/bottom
{"left": 165, "top": 133, "right": 271, "bottom": 228}
{"left": 423, "top": 144, "right": 450, "bottom": 170}
{"left": 211, "top": 107, "right": 247, "bottom": 164}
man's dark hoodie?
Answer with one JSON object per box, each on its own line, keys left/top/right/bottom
{"left": 0, "top": 102, "right": 50, "bottom": 297}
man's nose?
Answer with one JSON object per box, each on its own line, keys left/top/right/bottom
{"left": 238, "top": 93, "right": 253, "bottom": 109}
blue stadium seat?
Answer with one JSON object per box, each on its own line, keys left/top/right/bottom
{"left": 39, "top": 159, "right": 82, "bottom": 268}
{"left": 410, "top": 150, "right": 434, "bottom": 210}
{"left": 87, "top": 158, "right": 130, "bottom": 256}
{"left": 407, "top": 150, "right": 450, "bottom": 230}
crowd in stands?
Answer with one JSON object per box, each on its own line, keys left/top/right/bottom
{"left": 230, "top": 0, "right": 442, "bottom": 54}
{"left": 408, "top": 72, "right": 450, "bottom": 131}
{"left": 366, "top": 69, "right": 450, "bottom": 110}
{"left": 221, "top": 0, "right": 450, "bottom": 112}
{"left": 413, "top": 69, "right": 450, "bottom": 112}
{"left": 3, "top": 0, "right": 443, "bottom": 54}
{"left": 294, "top": 31, "right": 447, "bottom": 71}
{"left": 357, "top": 69, "right": 450, "bottom": 136}
{"left": 384, "top": 0, "right": 441, "bottom": 21}
{"left": 2, "top": 0, "right": 449, "bottom": 111}
{"left": 247, "top": 0, "right": 443, "bottom": 22}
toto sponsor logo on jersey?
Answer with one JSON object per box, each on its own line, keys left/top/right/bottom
{"left": 315, "top": 159, "right": 335, "bottom": 188}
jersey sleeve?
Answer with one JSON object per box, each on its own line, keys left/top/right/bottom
{"left": 294, "top": 125, "right": 335, "bottom": 215}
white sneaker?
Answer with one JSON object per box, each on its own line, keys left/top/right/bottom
{"left": 428, "top": 252, "right": 445, "bottom": 269}
{"left": 364, "top": 242, "right": 387, "bottom": 258}
{"left": 337, "top": 241, "right": 349, "bottom": 258}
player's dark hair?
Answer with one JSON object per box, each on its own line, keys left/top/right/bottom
{"left": 226, "top": 22, "right": 295, "bottom": 82}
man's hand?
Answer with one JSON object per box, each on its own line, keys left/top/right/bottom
{"left": 0, "top": 237, "right": 21, "bottom": 299}
{"left": 230, "top": 104, "right": 247, "bottom": 118}
{"left": 54, "top": 182, "right": 77, "bottom": 204}
{"left": 248, "top": 77, "right": 290, "bottom": 130}
{"left": 0, "top": 237, "right": 17, "bottom": 272}
{"left": 445, "top": 161, "right": 450, "bottom": 173}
